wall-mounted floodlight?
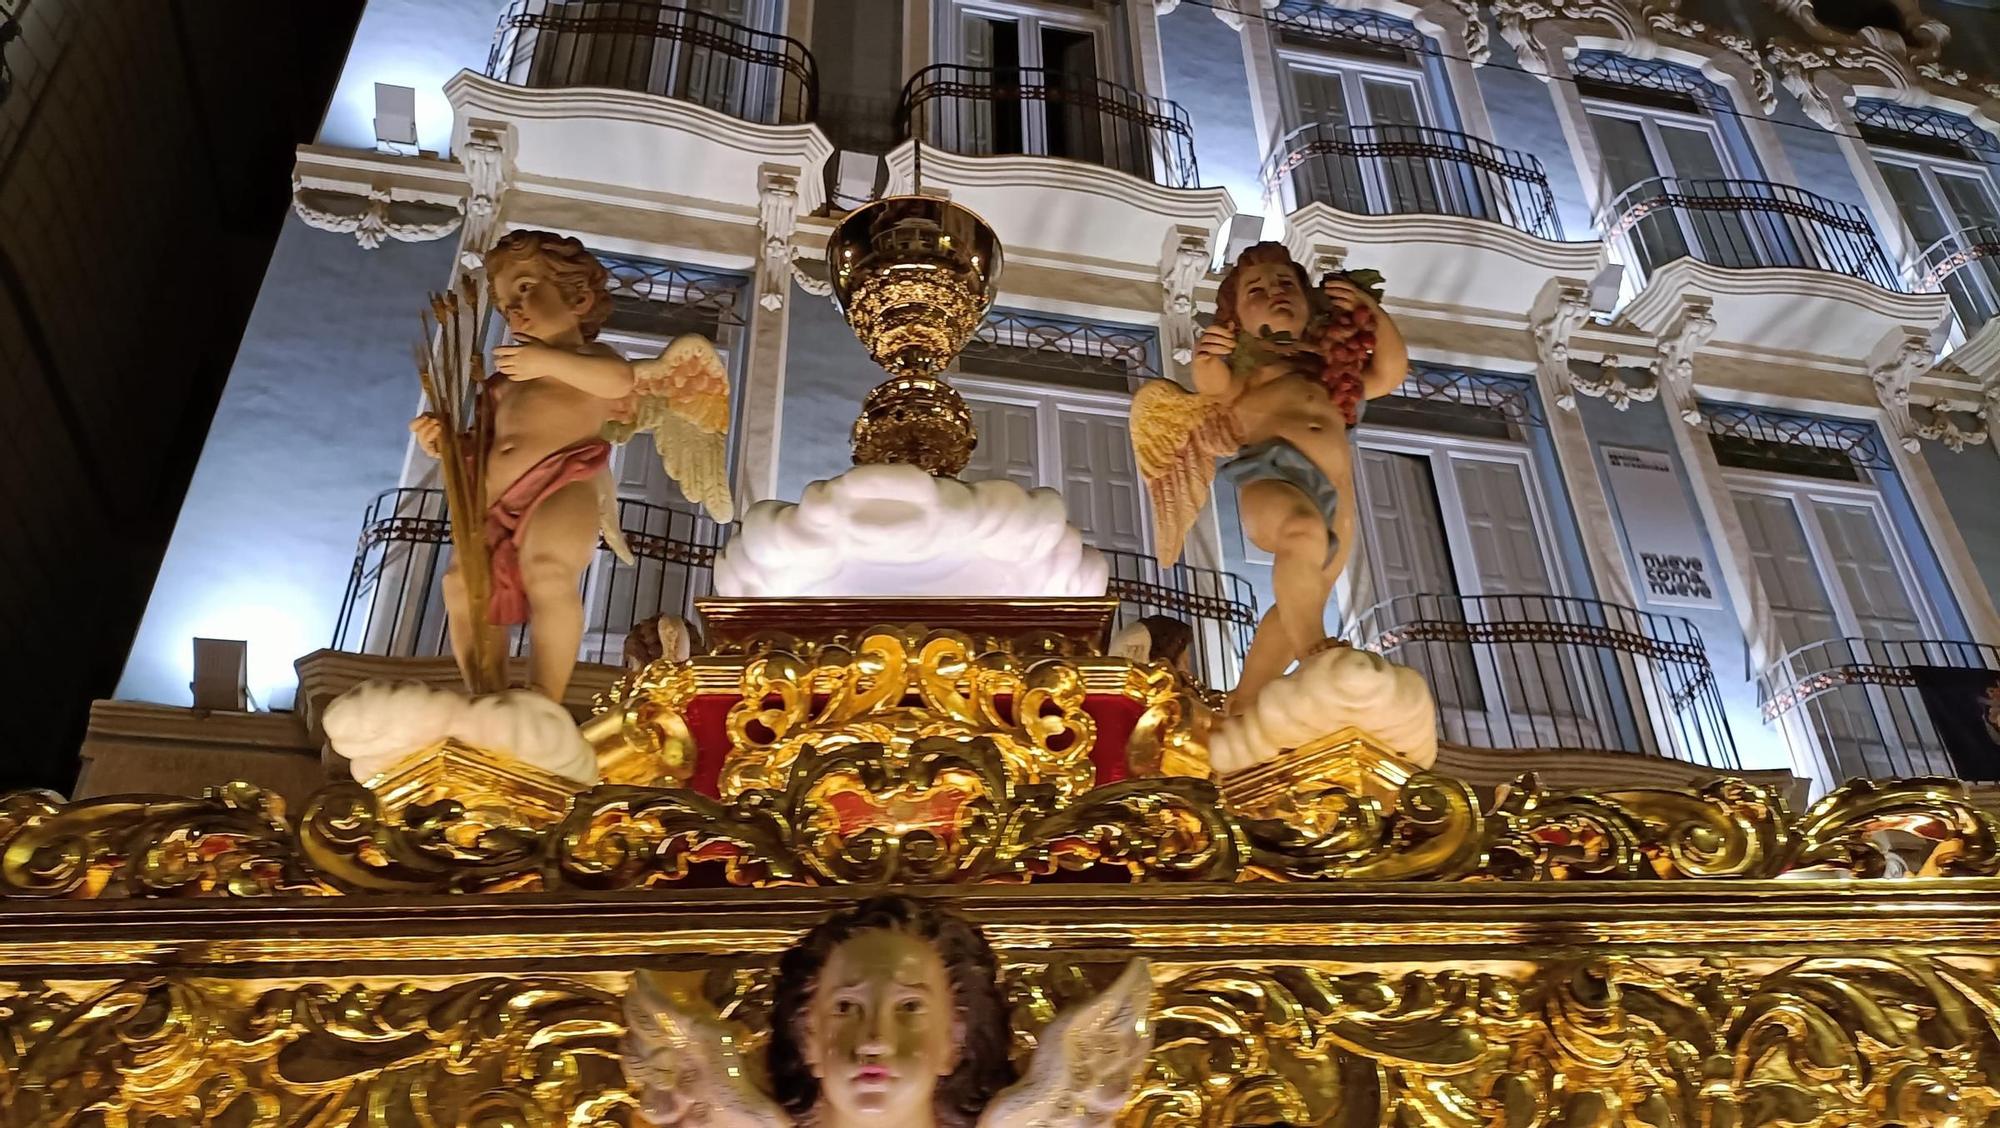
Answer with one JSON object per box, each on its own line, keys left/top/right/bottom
{"left": 373, "top": 82, "right": 418, "bottom": 153}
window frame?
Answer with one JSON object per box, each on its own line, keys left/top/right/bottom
{"left": 1870, "top": 144, "right": 2000, "bottom": 343}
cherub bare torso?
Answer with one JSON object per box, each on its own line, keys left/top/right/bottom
{"left": 412, "top": 237, "right": 635, "bottom": 702}
{"left": 1181, "top": 247, "right": 1407, "bottom": 710}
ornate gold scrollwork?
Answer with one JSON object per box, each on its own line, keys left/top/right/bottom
{"left": 719, "top": 629, "right": 1098, "bottom": 803}
{"left": 5, "top": 769, "right": 2000, "bottom": 897}
{"left": 0, "top": 977, "right": 628, "bottom": 1126}
{"left": 14, "top": 956, "right": 2000, "bottom": 1126}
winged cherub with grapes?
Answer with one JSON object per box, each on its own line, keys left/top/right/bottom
{"left": 411, "top": 229, "right": 733, "bottom": 702}
{"left": 1132, "top": 242, "right": 1408, "bottom": 710}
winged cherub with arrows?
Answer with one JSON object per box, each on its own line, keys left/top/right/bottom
{"left": 410, "top": 229, "right": 734, "bottom": 703}
{"left": 1131, "top": 242, "right": 1408, "bottom": 710}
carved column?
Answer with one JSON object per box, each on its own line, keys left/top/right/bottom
{"left": 1648, "top": 300, "right": 1784, "bottom": 718}
{"left": 1870, "top": 330, "right": 1932, "bottom": 454}
{"left": 1652, "top": 300, "right": 1717, "bottom": 427}
{"left": 1160, "top": 226, "right": 1210, "bottom": 369}
{"left": 454, "top": 123, "right": 513, "bottom": 276}
{"left": 757, "top": 169, "right": 801, "bottom": 313}
{"left": 1527, "top": 280, "right": 1642, "bottom": 610}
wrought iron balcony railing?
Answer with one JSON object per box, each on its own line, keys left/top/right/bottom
{"left": 333, "top": 487, "right": 727, "bottom": 668}
{"left": 1261, "top": 122, "right": 1563, "bottom": 241}
{"left": 898, "top": 64, "right": 1200, "bottom": 189}
{"left": 1761, "top": 636, "right": 2000, "bottom": 783}
{"left": 484, "top": 0, "right": 817, "bottom": 125}
{"left": 1605, "top": 175, "right": 1900, "bottom": 293}
{"left": 334, "top": 490, "right": 1259, "bottom": 688}
{"left": 1355, "top": 592, "right": 1739, "bottom": 769}
{"left": 1099, "top": 547, "right": 1258, "bottom": 691}
{"left": 1917, "top": 223, "right": 2000, "bottom": 338}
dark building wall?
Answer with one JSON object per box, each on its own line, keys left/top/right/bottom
{"left": 0, "top": 0, "right": 359, "bottom": 789}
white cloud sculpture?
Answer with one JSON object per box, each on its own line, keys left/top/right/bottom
{"left": 1209, "top": 645, "right": 1439, "bottom": 775}
{"left": 323, "top": 680, "right": 597, "bottom": 784}
{"left": 713, "top": 463, "right": 1109, "bottom": 599}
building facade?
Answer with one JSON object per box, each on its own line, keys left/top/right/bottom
{"left": 98, "top": 0, "right": 2000, "bottom": 801}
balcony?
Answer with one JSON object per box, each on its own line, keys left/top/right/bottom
{"left": 1356, "top": 593, "right": 1743, "bottom": 782}
{"left": 1762, "top": 637, "right": 2000, "bottom": 785}
{"left": 447, "top": 1, "right": 830, "bottom": 250}
{"left": 333, "top": 488, "right": 728, "bottom": 669}
{"left": 900, "top": 64, "right": 1198, "bottom": 189}
{"left": 1265, "top": 122, "right": 1562, "bottom": 240}
{"left": 332, "top": 490, "right": 1259, "bottom": 691}
{"left": 1267, "top": 124, "right": 1599, "bottom": 323}
{"left": 484, "top": 0, "right": 816, "bottom": 125}
{"left": 883, "top": 67, "right": 1231, "bottom": 276}
{"left": 1917, "top": 223, "right": 2000, "bottom": 360}
{"left": 1609, "top": 176, "right": 1948, "bottom": 359}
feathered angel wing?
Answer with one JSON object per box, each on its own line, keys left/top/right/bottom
{"left": 1131, "top": 380, "right": 1241, "bottom": 566}
{"left": 606, "top": 333, "right": 735, "bottom": 523}
{"left": 623, "top": 972, "right": 790, "bottom": 1128}
{"left": 976, "top": 960, "right": 1154, "bottom": 1128}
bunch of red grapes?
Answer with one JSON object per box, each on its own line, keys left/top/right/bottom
{"left": 1315, "top": 293, "right": 1375, "bottom": 427}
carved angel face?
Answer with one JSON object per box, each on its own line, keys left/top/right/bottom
{"left": 1230, "top": 261, "right": 1311, "bottom": 338}
{"left": 492, "top": 258, "right": 589, "bottom": 345}
{"left": 803, "top": 928, "right": 962, "bottom": 1126}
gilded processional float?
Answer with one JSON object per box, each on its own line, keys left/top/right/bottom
{"left": 7, "top": 197, "right": 2000, "bottom": 1127}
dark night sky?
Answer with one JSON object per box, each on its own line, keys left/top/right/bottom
{"left": 0, "top": 1, "right": 364, "bottom": 790}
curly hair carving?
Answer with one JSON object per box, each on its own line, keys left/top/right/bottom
{"left": 1213, "top": 240, "right": 1364, "bottom": 426}
{"left": 482, "top": 229, "right": 614, "bottom": 340}
{"left": 767, "top": 896, "right": 1017, "bottom": 1128}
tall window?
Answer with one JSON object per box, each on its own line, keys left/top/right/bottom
{"left": 1710, "top": 411, "right": 1947, "bottom": 777}
{"left": 1268, "top": 7, "right": 1449, "bottom": 218}
{"left": 1859, "top": 102, "right": 2000, "bottom": 345}
{"left": 1348, "top": 371, "right": 1599, "bottom": 748}
{"left": 940, "top": 2, "right": 1115, "bottom": 166}
{"left": 519, "top": 0, "right": 784, "bottom": 116}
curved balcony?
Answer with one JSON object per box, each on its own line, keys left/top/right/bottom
{"left": 1761, "top": 637, "right": 2000, "bottom": 784}
{"left": 1355, "top": 592, "right": 1739, "bottom": 769}
{"left": 1605, "top": 175, "right": 1899, "bottom": 293}
{"left": 898, "top": 64, "right": 1198, "bottom": 189}
{"left": 333, "top": 487, "right": 728, "bottom": 669}
{"left": 484, "top": 0, "right": 817, "bottom": 125}
{"left": 1917, "top": 223, "right": 2000, "bottom": 339}
{"left": 333, "top": 490, "right": 1259, "bottom": 690}
{"left": 1262, "top": 122, "right": 1562, "bottom": 241}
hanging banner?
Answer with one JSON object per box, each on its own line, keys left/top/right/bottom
{"left": 1600, "top": 446, "right": 1724, "bottom": 611}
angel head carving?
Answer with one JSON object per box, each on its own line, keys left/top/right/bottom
{"left": 771, "top": 896, "right": 1016, "bottom": 1127}
{"left": 1215, "top": 241, "right": 1316, "bottom": 340}
{"left": 483, "top": 228, "right": 614, "bottom": 344}
{"left": 624, "top": 895, "right": 1153, "bottom": 1128}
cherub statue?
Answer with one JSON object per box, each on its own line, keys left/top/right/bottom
{"left": 411, "top": 229, "right": 733, "bottom": 702}
{"left": 623, "top": 895, "right": 1154, "bottom": 1128}
{"left": 1132, "top": 242, "right": 1408, "bottom": 711}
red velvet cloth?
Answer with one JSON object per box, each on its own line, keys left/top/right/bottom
{"left": 482, "top": 440, "right": 611, "bottom": 624}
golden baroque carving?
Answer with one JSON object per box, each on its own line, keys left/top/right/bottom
{"left": 11, "top": 956, "right": 2000, "bottom": 1126}
{"left": 3, "top": 771, "right": 1997, "bottom": 897}
{"left": 718, "top": 629, "right": 1100, "bottom": 803}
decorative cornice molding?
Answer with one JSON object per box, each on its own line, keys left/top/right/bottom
{"left": 1912, "top": 396, "right": 1992, "bottom": 452}
{"left": 1768, "top": 30, "right": 2000, "bottom": 133}
{"left": 1870, "top": 330, "right": 1933, "bottom": 452}
{"left": 1160, "top": 227, "right": 1211, "bottom": 367}
{"left": 1492, "top": 0, "right": 1774, "bottom": 112}
{"left": 1765, "top": 0, "right": 1948, "bottom": 62}
{"left": 1653, "top": 299, "right": 1718, "bottom": 425}
{"left": 454, "top": 123, "right": 511, "bottom": 273}
{"left": 290, "top": 181, "right": 462, "bottom": 250}
{"left": 756, "top": 167, "right": 801, "bottom": 312}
